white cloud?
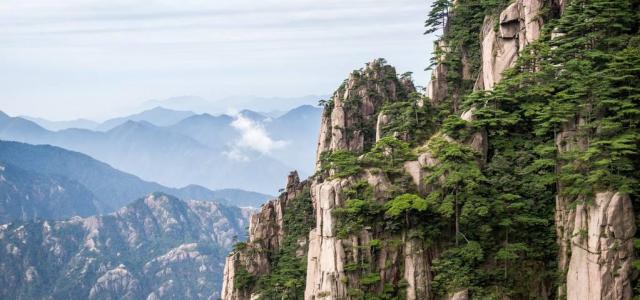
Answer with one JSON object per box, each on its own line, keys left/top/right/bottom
{"left": 225, "top": 113, "right": 288, "bottom": 161}
{"left": 223, "top": 148, "right": 250, "bottom": 162}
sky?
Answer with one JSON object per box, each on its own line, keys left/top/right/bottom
{"left": 0, "top": 0, "right": 436, "bottom": 121}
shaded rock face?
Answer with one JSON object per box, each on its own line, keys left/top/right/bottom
{"left": 315, "top": 59, "right": 416, "bottom": 168}
{"left": 221, "top": 171, "right": 311, "bottom": 300}
{"left": 0, "top": 193, "right": 247, "bottom": 300}
{"left": 427, "top": 40, "right": 450, "bottom": 106}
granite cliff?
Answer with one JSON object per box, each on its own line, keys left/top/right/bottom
{"left": 223, "top": 0, "right": 640, "bottom": 299}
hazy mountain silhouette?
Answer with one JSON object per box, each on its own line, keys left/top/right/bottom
{"left": 0, "top": 161, "right": 102, "bottom": 222}
{"left": 0, "top": 104, "right": 321, "bottom": 194}
{"left": 96, "top": 106, "right": 196, "bottom": 131}
{"left": 0, "top": 141, "right": 272, "bottom": 208}
{"left": 21, "top": 116, "right": 99, "bottom": 131}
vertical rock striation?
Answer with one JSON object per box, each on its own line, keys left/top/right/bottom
{"left": 555, "top": 118, "right": 637, "bottom": 299}
{"left": 221, "top": 171, "right": 311, "bottom": 300}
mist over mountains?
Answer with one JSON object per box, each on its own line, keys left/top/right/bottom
{"left": 0, "top": 140, "right": 272, "bottom": 220}
{"left": 0, "top": 103, "right": 322, "bottom": 195}
{"left": 0, "top": 97, "right": 323, "bottom": 298}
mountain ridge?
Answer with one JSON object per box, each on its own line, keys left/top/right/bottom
{"left": 0, "top": 105, "right": 320, "bottom": 194}
{"left": 0, "top": 140, "right": 272, "bottom": 209}
{"left": 0, "top": 192, "right": 249, "bottom": 300}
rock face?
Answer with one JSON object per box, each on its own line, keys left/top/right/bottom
{"left": 478, "top": 0, "right": 544, "bottom": 90}
{"left": 89, "top": 265, "right": 142, "bottom": 299}
{"left": 316, "top": 58, "right": 416, "bottom": 168}
{"left": 555, "top": 116, "right": 636, "bottom": 299}
{"left": 221, "top": 171, "right": 311, "bottom": 300}
{"left": 0, "top": 193, "right": 248, "bottom": 300}
{"left": 427, "top": 41, "right": 449, "bottom": 105}
{"left": 305, "top": 60, "right": 438, "bottom": 300}
{"left": 565, "top": 192, "right": 636, "bottom": 300}
{"left": 305, "top": 178, "right": 351, "bottom": 299}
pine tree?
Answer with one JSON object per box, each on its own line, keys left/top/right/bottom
{"left": 425, "top": 0, "right": 452, "bottom": 35}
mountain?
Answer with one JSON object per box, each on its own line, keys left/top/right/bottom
{"left": 0, "top": 140, "right": 272, "bottom": 209}
{"left": 0, "top": 104, "right": 321, "bottom": 194}
{"left": 0, "top": 161, "right": 102, "bottom": 223}
{"left": 21, "top": 116, "right": 99, "bottom": 131}
{"left": 0, "top": 111, "right": 291, "bottom": 194}
{"left": 161, "top": 105, "right": 322, "bottom": 176}
{"left": 139, "top": 95, "right": 327, "bottom": 115}
{"left": 139, "top": 96, "right": 214, "bottom": 113}
{"left": 0, "top": 193, "right": 249, "bottom": 300}
{"left": 222, "top": 1, "right": 640, "bottom": 299}
{"left": 0, "top": 111, "right": 49, "bottom": 141}
{"left": 96, "top": 106, "right": 196, "bottom": 131}
{"left": 165, "top": 113, "right": 235, "bottom": 150}
{"left": 237, "top": 109, "right": 268, "bottom": 122}
{"left": 266, "top": 105, "right": 322, "bottom": 175}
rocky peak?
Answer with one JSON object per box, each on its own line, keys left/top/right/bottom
{"left": 286, "top": 170, "right": 300, "bottom": 192}
{"left": 315, "top": 59, "right": 416, "bottom": 168}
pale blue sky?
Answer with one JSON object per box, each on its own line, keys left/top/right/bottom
{"left": 0, "top": 0, "right": 436, "bottom": 121}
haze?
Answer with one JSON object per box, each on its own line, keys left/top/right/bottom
{"left": 0, "top": 0, "right": 434, "bottom": 121}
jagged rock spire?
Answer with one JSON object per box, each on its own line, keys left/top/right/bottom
{"left": 315, "top": 58, "right": 416, "bottom": 169}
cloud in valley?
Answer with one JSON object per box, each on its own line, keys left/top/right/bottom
{"left": 225, "top": 113, "right": 287, "bottom": 161}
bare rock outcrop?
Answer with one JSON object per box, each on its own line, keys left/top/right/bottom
{"left": 555, "top": 117, "right": 636, "bottom": 299}
{"left": 478, "top": 0, "right": 544, "bottom": 91}
{"left": 315, "top": 59, "right": 416, "bottom": 168}
{"left": 89, "top": 265, "right": 142, "bottom": 300}
{"left": 375, "top": 112, "right": 391, "bottom": 142}
{"left": 566, "top": 192, "right": 635, "bottom": 300}
{"left": 305, "top": 178, "right": 351, "bottom": 299}
{"left": 446, "top": 289, "right": 469, "bottom": 300}
{"left": 404, "top": 238, "right": 436, "bottom": 300}
{"left": 307, "top": 60, "right": 434, "bottom": 300}
{"left": 221, "top": 172, "right": 310, "bottom": 300}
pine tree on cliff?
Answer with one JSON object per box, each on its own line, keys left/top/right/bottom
{"left": 425, "top": 0, "right": 451, "bottom": 35}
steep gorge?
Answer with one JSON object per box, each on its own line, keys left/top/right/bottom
{"left": 222, "top": 0, "right": 640, "bottom": 299}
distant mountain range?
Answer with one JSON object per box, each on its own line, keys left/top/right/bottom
{"left": 138, "top": 95, "right": 325, "bottom": 116}
{"left": 0, "top": 193, "right": 248, "bottom": 300}
{"left": 20, "top": 116, "right": 99, "bottom": 131}
{"left": 0, "top": 141, "right": 272, "bottom": 218}
{"left": 0, "top": 104, "right": 322, "bottom": 194}
{"left": 95, "top": 106, "right": 196, "bottom": 131}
